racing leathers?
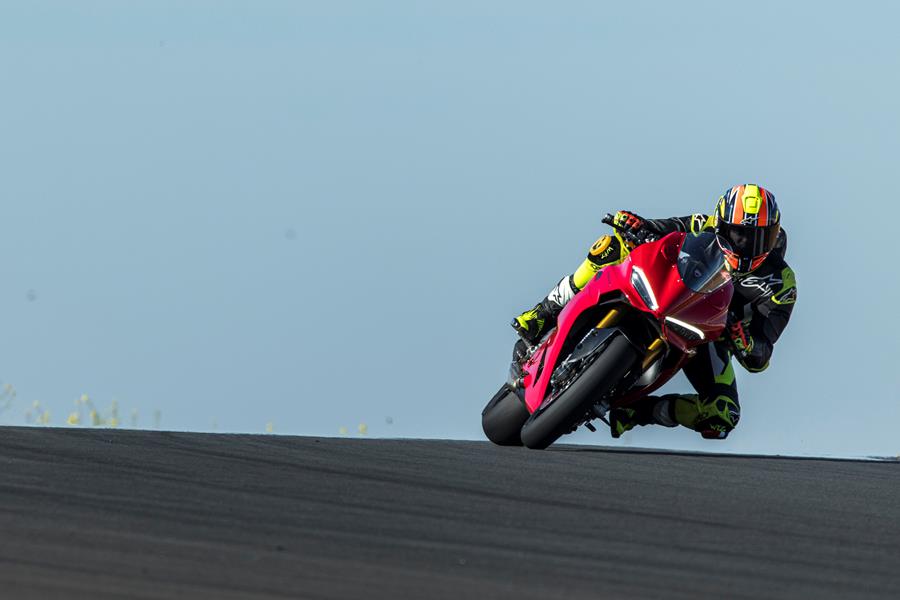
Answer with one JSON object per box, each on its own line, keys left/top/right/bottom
{"left": 512, "top": 213, "right": 797, "bottom": 439}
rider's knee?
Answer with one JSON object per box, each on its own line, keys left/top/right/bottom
{"left": 695, "top": 394, "right": 740, "bottom": 439}
{"left": 671, "top": 393, "right": 739, "bottom": 439}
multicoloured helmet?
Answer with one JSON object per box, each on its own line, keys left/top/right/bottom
{"left": 714, "top": 184, "right": 781, "bottom": 274}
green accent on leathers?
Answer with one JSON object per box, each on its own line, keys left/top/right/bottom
{"left": 610, "top": 407, "right": 639, "bottom": 438}
{"left": 772, "top": 266, "right": 798, "bottom": 305}
{"left": 572, "top": 233, "right": 630, "bottom": 290}
{"left": 673, "top": 393, "right": 740, "bottom": 430}
{"left": 673, "top": 394, "right": 703, "bottom": 427}
{"left": 713, "top": 360, "right": 736, "bottom": 386}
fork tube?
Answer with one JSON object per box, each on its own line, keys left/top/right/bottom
{"left": 595, "top": 308, "right": 622, "bottom": 329}
{"left": 641, "top": 338, "right": 666, "bottom": 371}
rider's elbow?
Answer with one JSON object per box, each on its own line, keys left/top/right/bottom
{"left": 735, "top": 338, "right": 774, "bottom": 373}
{"left": 739, "top": 353, "right": 770, "bottom": 373}
{"left": 744, "top": 360, "right": 770, "bottom": 373}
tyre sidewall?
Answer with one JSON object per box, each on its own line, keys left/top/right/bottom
{"left": 520, "top": 334, "right": 637, "bottom": 449}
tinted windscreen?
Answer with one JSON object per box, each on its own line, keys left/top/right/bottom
{"left": 677, "top": 232, "right": 731, "bottom": 293}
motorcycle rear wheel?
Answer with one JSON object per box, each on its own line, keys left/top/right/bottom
{"left": 520, "top": 334, "right": 637, "bottom": 450}
{"left": 482, "top": 384, "right": 529, "bottom": 446}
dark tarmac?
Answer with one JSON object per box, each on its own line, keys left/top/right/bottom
{"left": 0, "top": 427, "right": 898, "bottom": 599}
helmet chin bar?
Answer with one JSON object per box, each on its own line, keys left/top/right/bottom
{"left": 723, "top": 250, "right": 768, "bottom": 275}
{"left": 716, "top": 236, "right": 769, "bottom": 275}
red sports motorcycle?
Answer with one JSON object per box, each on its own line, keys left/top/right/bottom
{"left": 482, "top": 216, "right": 734, "bottom": 449}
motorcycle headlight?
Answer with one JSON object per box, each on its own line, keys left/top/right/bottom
{"left": 631, "top": 267, "right": 658, "bottom": 311}
{"left": 665, "top": 316, "right": 706, "bottom": 341}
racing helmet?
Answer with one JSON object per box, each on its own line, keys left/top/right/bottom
{"left": 714, "top": 184, "right": 781, "bottom": 273}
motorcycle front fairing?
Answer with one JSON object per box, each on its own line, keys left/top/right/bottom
{"left": 518, "top": 268, "right": 629, "bottom": 413}
{"left": 519, "top": 232, "right": 733, "bottom": 414}
{"left": 621, "top": 233, "right": 732, "bottom": 353}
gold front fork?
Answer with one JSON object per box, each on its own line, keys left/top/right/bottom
{"left": 596, "top": 308, "right": 665, "bottom": 370}
{"left": 595, "top": 308, "right": 622, "bottom": 329}
{"left": 642, "top": 338, "right": 666, "bottom": 371}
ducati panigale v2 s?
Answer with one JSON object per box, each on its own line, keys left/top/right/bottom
{"left": 482, "top": 216, "right": 735, "bottom": 450}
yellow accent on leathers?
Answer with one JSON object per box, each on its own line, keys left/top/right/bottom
{"left": 572, "top": 260, "right": 602, "bottom": 289}
{"left": 691, "top": 213, "right": 717, "bottom": 234}
{"left": 571, "top": 233, "right": 630, "bottom": 290}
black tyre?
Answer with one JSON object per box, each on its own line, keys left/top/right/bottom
{"left": 482, "top": 384, "right": 529, "bottom": 446}
{"left": 520, "top": 334, "right": 638, "bottom": 450}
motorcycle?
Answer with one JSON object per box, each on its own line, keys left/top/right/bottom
{"left": 482, "top": 215, "right": 734, "bottom": 449}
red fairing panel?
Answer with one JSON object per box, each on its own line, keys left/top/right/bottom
{"left": 520, "top": 232, "right": 733, "bottom": 413}
{"left": 520, "top": 269, "right": 612, "bottom": 413}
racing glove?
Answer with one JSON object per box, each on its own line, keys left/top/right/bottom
{"left": 613, "top": 211, "right": 667, "bottom": 240}
{"left": 612, "top": 211, "right": 648, "bottom": 234}
{"left": 727, "top": 317, "right": 755, "bottom": 358}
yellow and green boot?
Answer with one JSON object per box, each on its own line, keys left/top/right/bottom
{"left": 609, "top": 395, "right": 679, "bottom": 438}
{"left": 511, "top": 302, "right": 556, "bottom": 344}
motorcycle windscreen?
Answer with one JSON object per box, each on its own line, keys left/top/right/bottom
{"left": 676, "top": 232, "right": 730, "bottom": 294}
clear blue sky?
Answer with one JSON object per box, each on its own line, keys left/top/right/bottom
{"left": 1, "top": 1, "right": 898, "bottom": 456}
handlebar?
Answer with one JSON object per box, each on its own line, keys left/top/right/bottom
{"left": 602, "top": 213, "right": 659, "bottom": 246}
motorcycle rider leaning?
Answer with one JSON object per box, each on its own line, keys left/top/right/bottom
{"left": 511, "top": 184, "right": 797, "bottom": 440}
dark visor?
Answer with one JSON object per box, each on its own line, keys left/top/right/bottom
{"left": 716, "top": 221, "right": 781, "bottom": 258}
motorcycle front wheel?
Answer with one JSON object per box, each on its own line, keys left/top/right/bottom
{"left": 520, "top": 334, "right": 637, "bottom": 450}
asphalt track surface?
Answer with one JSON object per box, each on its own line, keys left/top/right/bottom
{"left": 1, "top": 428, "right": 899, "bottom": 599}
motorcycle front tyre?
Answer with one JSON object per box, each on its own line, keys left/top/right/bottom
{"left": 520, "top": 334, "right": 638, "bottom": 450}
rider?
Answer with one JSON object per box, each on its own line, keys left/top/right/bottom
{"left": 511, "top": 184, "right": 797, "bottom": 440}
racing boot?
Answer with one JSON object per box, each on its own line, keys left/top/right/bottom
{"left": 512, "top": 272, "right": 583, "bottom": 343}
{"left": 609, "top": 394, "right": 680, "bottom": 438}
{"left": 511, "top": 299, "right": 560, "bottom": 344}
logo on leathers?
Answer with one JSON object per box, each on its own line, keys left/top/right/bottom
{"left": 738, "top": 274, "right": 782, "bottom": 297}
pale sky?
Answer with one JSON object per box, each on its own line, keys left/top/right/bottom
{"left": 1, "top": 1, "right": 898, "bottom": 457}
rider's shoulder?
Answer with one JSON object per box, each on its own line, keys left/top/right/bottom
{"left": 689, "top": 214, "right": 716, "bottom": 233}
{"left": 768, "top": 256, "right": 797, "bottom": 306}
{"left": 738, "top": 250, "right": 797, "bottom": 306}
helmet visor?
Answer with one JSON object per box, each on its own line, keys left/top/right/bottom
{"left": 716, "top": 221, "right": 781, "bottom": 259}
